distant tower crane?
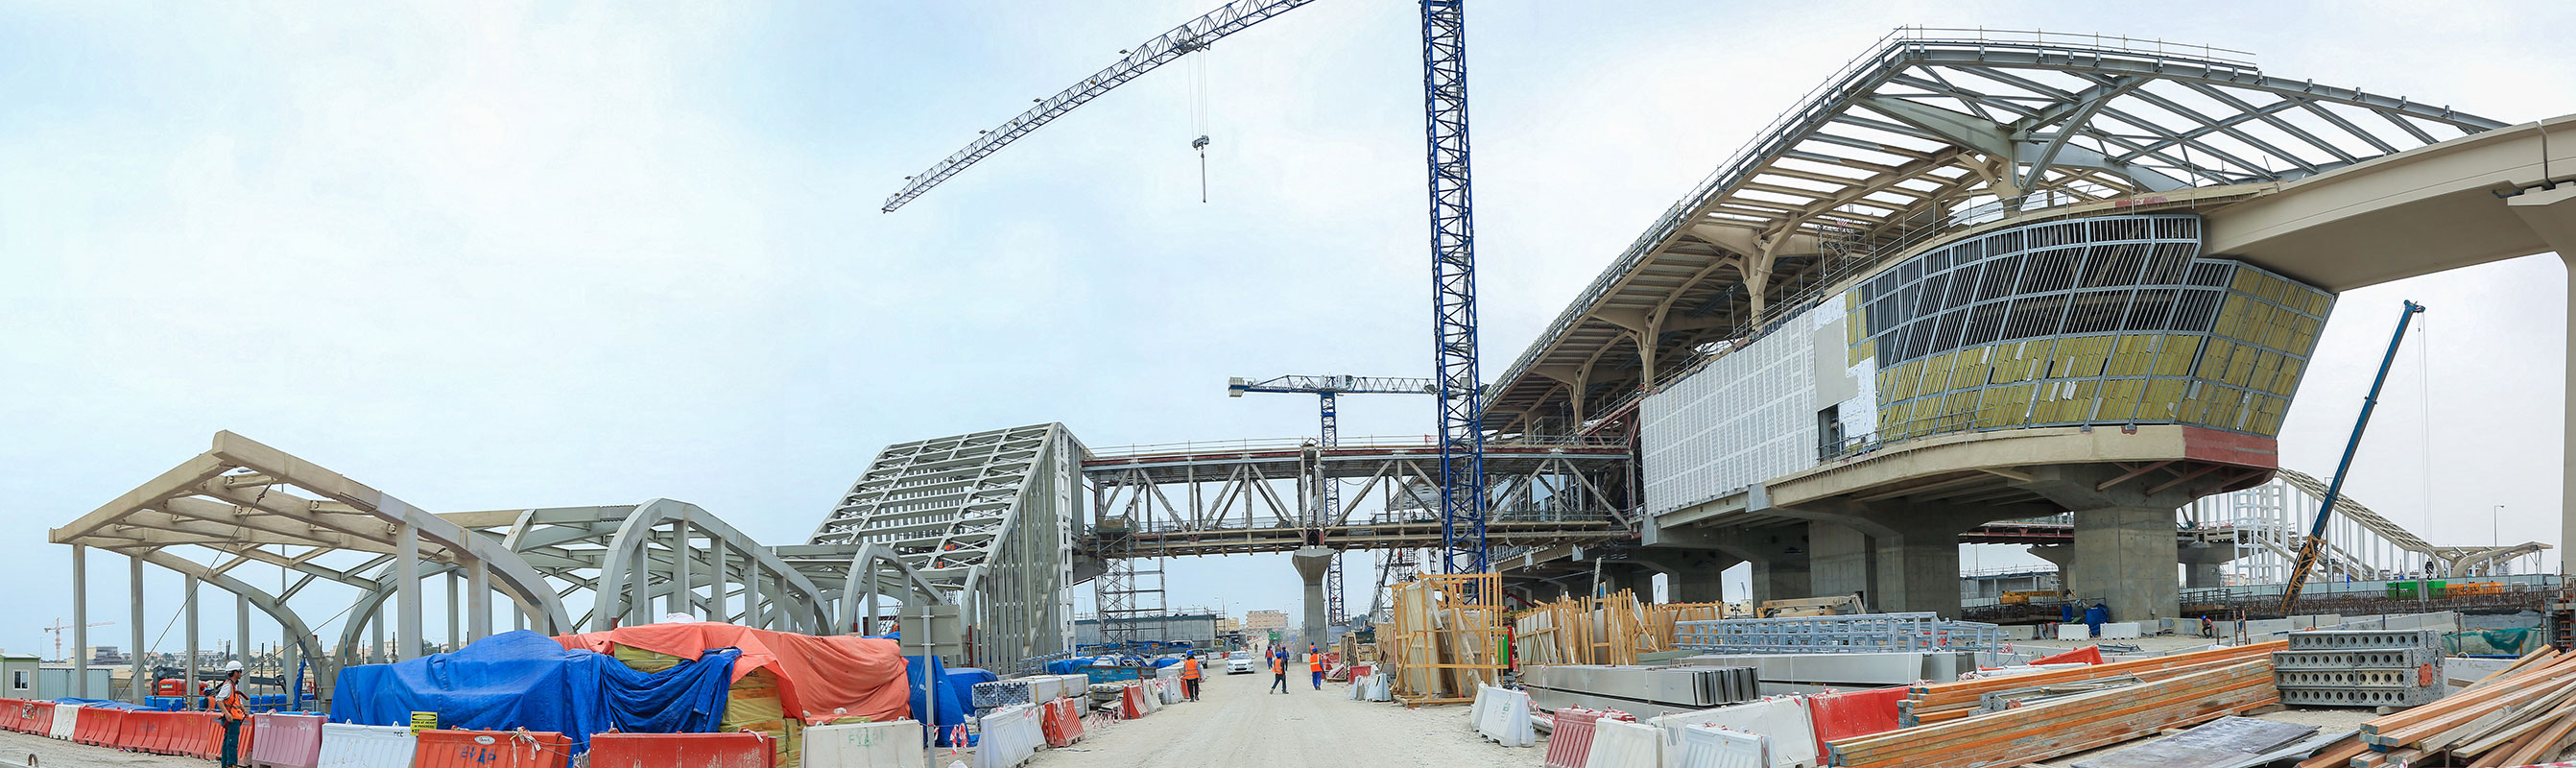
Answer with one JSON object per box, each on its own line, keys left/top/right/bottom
{"left": 1229, "top": 374, "right": 1436, "bottom": 624}
{"left": 43, "top": 618, "right": 114, "bottom": 663}
{"left": 883, "top": 0, "right": 1494, "bottom": 574}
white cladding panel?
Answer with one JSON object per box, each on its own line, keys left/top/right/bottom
{"left": 1641, "top": 304, "right": 1826, "bottom": 515}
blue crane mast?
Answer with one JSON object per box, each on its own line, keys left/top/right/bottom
{"left": 879, "top": 1, "right": 1498, "bottom": 574}
{"left": 1229, "top": 375, "right": 1439, "bottom": 623}
{"left": 2278, "top": 300, "right": 2423, "bottom": 614}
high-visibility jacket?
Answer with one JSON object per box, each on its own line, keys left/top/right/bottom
{"left": 1307, "top": 653, "right": 1324, "bottom": 671}
{"left": 213, "top": 680, "right": 247, "bottom": 722}
{"left": 1269, "top": 657, "right": 1283, "bottom": 675}
{"left": 1181, "top": 659, "right": 1202, "bottom": 679}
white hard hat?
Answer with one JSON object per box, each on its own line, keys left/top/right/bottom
{"left": 225, "top": 660, "right": 244, "bottom": 673}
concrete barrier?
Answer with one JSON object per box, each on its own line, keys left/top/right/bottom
{"left": 808, "top": 719, "right": 927, "bottom": 768}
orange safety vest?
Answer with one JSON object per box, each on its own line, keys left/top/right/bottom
{"left": 1307, "top": 653, "right": 1324, "bottom": 671}
{"left": 214, "top": 682, "right": 246, "bottom": 722}
{"left": 1269, "top": 657, "right": 1283, "bottom": 675}
{"left": 1181, "top": 659, "right": 1202, "bottom": 679}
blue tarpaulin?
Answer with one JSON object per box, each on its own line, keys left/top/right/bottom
{"left": 905, "top": 655, "right": 971, "bottom": 746}
{"left": 328, "top": 630, "right": 738, "bottom": 754}
{"left": 944, "top": 667, "right": 998, "bottom": 717}
{"left": 52, "top": 698, "right": 148, "bottom": 710}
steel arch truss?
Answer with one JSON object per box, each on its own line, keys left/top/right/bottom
{"left": 808, "top": 423, "right": 1083, "bottom": 672}
{"left": 1082, "top": 446, "right": 1629, "bottom": 558}
{"left": 1484, "top": 28, "right": 2507, "bottom": 433}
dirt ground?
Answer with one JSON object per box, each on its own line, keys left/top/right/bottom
{"left": 0, "top": 729, "right": 205, "bottom": 767}
{"left": 1022, "top": 670, "right": 1542, "bottom": 768}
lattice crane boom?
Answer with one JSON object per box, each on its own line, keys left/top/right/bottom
{"left": 878, "top": 0, "right": 1317, "bottom": 212}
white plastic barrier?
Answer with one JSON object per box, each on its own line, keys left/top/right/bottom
{"left": 47, "top": 705, "right": 77, "bottom": 740}
{"left": 972, "top": 705, "right": 1045, "bottom": 768}
{"left": 1471, "top": 684, "right": 1537, "bottom": 748}
{"left": 1677, "top": 724, "right": 1770, "bottom": 768}
{"left": 1648, "top": 697, "right": 1817, "bottom": 768}
{"left": 2101, "top": 621, "right": 2143, "bottom": 639}
{"left": 1359, "top": 674, "right": 1391, "bottom": 702}
{"left": 1157, "top": 678, "right": 1183, "bottom": 705}
{"left": 1136, "top": 682, "right": 1164, "bottom": 713}
{"left": 316, "top": 723, "right": 417, "bottom": 768}
{"left": 1586, "top": 720, "right": 1664, "bottom": 768}
{"left": 2056, "top": 623, "right": 2089, "bottom": 640}
{"left": 808, "top": 719, "right": 928, "bottom": 768}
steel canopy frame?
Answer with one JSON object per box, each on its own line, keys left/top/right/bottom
{"left": 1481, "top": 27, "right": 2508, "bottom": 435}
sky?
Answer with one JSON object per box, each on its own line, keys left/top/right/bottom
{"left": 3, "top": 0, "right": 2574, "bottom": 659}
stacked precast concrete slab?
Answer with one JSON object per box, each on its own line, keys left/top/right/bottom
{"left": 2271, "top": 629, "right": 2445, "bottom": 708}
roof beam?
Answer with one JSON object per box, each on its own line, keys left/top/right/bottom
{"left": 1865, "top": 97, "right": 2190, "bottom": 193}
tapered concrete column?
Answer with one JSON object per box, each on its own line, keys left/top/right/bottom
{"left": 235, "top": 595, "right": 249, "bottom": 673}
{"left": 2074, "top": 506, "right": 2181, "bottom": 621}
{"left": 130, "top": 555, "right": 145, "bottom": 704}
{"left": 395, "top": 520, "right": 421, "bottom": 660}
{"left": 2508, "top": 187, "right": 2576, "bottom": 570}
{"left": 465, "top": 560, "right": 491, "bottom": 641}
{"left": 184, "top": 576, "right": 199, "bottom": 708}
{"left": 2027, "top": 544, "right": 2076, "bottom": 597}
{"left": 1292, "top": 546, "right": 1333, "bottom": 645}
{"left": 1808, "top": 523, "right": 1873, "bottom": 600}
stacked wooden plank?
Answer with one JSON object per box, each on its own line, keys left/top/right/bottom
{"left": 2298, "top": 648, "right": 2576, "bottom": 768}
{"left": 1384, "top": 573, "right": 1505, "bottom": 704}
{"left": 1830, "top": 659, "right": 2279, "bottom": 768}
{"left": 1510, "top": 590, "right": 1658, "bottom": 666}
{"left": 1897, "top": 641, "right": 2287, "bottom": 726}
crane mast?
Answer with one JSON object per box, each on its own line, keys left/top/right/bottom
{"left": 1420, "top": 0, "right": 1488, "bottom": 576}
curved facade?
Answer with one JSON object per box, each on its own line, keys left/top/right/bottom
{"left": 1849, "top": 214, "right": 2333, "bottom": 444}
{"left": 1642, "top": 213, "right": 2333, "bottom": 515}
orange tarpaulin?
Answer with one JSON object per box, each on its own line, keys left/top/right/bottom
{"left": 555, "top": 623, "right": 910, "bottom": 725}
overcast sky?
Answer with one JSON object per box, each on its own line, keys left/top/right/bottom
{"left": 4, "top": 1, "right": 2573, "bottom": 659}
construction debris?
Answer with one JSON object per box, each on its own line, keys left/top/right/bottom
{"left": 2298, "top": 647, "right": 2576, "bottom": 768}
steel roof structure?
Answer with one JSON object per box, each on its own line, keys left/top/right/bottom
{"left": 807, "top": 422, "right": 1084, "bottom": 669}
{"left": 1483, "top": 28, "right": 2506, "bottom": 433}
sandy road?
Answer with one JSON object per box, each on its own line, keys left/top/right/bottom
{"left": 1023, "top": 669, "right": 1544, "bottom": 768}
{"left": 0, "top": 729, "right": 204, "bottom": 767}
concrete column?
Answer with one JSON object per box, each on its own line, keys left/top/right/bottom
{"left": 395, "top": 520, "right": 421, "bottom": 660}
{"left": 1669, "top": 566, "right": 1727, "bottom": 603}
{"left": 1292, "top": 547, "right": 1333, "bottom": 646}
{"left": 2027, "top": 544, "right": 2076, "bottom": 598}
{"left": 2073, "top": 506, "right": 2181, "bottom": 622}
{"left": 2509, "top": 187, "right": 2576, "bottom": 571}
{"left": 370, "top": 616, "right": 383, "bottom": 664}
{"left": 235, "top": 594, "right": 249, "bottom": 683}
{"left": 1752, "top": 559, "right": 1810, "bottom": 604}
{"left": 745, "top": 569, "right": 764, "bottom": 630}
{"left": 445, "top": 572, "right": 460, "bottom": 652}
{"left": 72, "top": 544, "right": 88, "bottom": 697}
{"left": 130, "top": 555, "right": 145, "bottom": 705}
{"left": 1872, "top": 528, "right": 1963, "bottom": 616}
{"left": 1807, "top": 523, "right": 1873, "bottom": 601}
{"left": 669, "top": 517, "right": 691, "bottom": 617}
{"left": 710, "top": 544, "right": 730, "bottom": 625}
{"left": 465, "top": 560, "right": 491, "bottom": 641}
{"left": 2178, "top": 542, "right": 2232, "bottom": 589}
{"left": 184, "top": 576, "right": 199, "bottom": 708}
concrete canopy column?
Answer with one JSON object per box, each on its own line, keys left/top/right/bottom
{"left": 2074, "top": 507, "right": 2181, "bottom": 622}
{"left": 72, "top": 544, "right": 88, "bottom": 697}
{"left": 2504, "top": 184, "right": 2576, "bottom": 572}
{"left": 2027, "top": 544, "right": 2076, "bottom": 598}
{"left": 1807, "top": 522, "right": 1873, "bottom": 602}
{"left": 1620, "top": 548, "right": 1740, "bottom": 603}
{"left": 2178, "top": 541, "right": 2233, "bottom": 589}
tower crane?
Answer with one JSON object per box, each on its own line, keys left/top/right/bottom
{"left": 883, "top": 1, "right": 1494, "bottom": 574}
{"left": 1229, "top": 374, "right": 1436, "bottom": 624}
{"left": 43, "top": 618, "right": 114, "bottom": 663}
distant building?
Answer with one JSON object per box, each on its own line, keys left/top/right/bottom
{"left": 1242, "top": 610, "right": 1288, "bottom": 635}
{"left": 1214, "top": 617, "right": 1240, "bottom": 635}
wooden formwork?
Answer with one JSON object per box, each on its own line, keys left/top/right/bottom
{"left": 1384, "top": 573, "right": 1504, "bottom": 705}
{"left": 1512, "top": 592, "right": 1726, "bottom": 666}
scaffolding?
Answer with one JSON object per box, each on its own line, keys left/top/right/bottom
{"left": 1382, "top": 573, "right": 1503, "bottom": 705}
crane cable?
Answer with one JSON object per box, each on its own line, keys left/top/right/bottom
{"left": 1188, "top": 49, "right": 1212, "bottom": 203}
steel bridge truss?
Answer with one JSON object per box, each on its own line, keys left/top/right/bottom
{"left": 1082, "top": 441, "right": 1631, "bottom": 559}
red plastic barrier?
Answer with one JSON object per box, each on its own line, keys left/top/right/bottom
{"left": 589, "top": 732, "right": 773, "bottom": 768}
{"left": 1038, "top": 699, "right": 1076, "bottom": 748}
{"left": 1117, "top": 684, "right": 1145, "bottom": 719}
{"left": 0, "top": 698, "right": 20, "bottom": 732}
{"left": 1806, "top": 686, "right": 1909, "bottom": 759}
{"left": 75, "top": 707, "right": 127, "bottom": 747}
{"left": 2032, "top": 645, "right": 2105, "bottom": 665}
{"left": 173, "top": 711, "right": 232, "bottom": 759}
{"left": 17, "top": 701, "right": 52, "bottom": 735}
{"left": 114, "top": 708, "right": 164, "bottom": 754}
{"left": 1542, "top": 708, "right": 1611, "bottom": 768}
{"left": 412, "top": 729, "right": 572, "bottom": 768}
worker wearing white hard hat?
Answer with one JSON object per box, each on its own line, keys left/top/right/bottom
{"left": 209, "top": 660, "right": 248, "bottom": 767}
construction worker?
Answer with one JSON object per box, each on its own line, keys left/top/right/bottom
{"left": 1306, "top": 643, "right": 1324, "bottom": 690}
{"left": 1180, "top": 652, "right": 1203, "bottom": 701}
{"left": 208, "top": 660, "right": 248, "bottom": 768}
{"left": 1268, "top": 652, "right": 1290, "bottom": 693}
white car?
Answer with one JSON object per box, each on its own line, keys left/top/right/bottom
{"left": 1227, "top": 656, "right": 1254, "bottom": 675}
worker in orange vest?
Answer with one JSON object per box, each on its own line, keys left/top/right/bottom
{"left": 1268, "top": 652, "right": 1289, "bottom": 694}
{"left": 1179, "top": 652, "right": 1204, "bottom": 701}
{"left": 1306, "top": 643, "right": 1326, "bottom": 690}
{"left": 207, "top": 660, "right": 248, "bottom": 768}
